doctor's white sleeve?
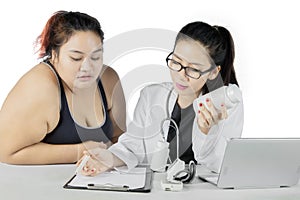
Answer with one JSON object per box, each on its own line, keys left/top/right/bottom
{"left": 192, "top": 99, "right": 244, "bottom": 173}
{"left": 108, "top": 88, "right": 149, "bottom": 170}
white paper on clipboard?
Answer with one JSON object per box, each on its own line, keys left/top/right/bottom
{"left": 68, "top": 166, "right": 147, "bottom": 189}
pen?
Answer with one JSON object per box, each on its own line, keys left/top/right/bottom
{"left": 75, "top": 155, "right": 90, "bottom": 174}
{"left": 87, "top": 183, "right": 129, "bottom": 191}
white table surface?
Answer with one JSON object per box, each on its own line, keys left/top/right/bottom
{"left": 1, "top": 162, "right": 300, "bottom": 200}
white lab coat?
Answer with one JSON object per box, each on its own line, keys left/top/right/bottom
{"left": 109, "top": 82, "right": 244, "bottom": 172}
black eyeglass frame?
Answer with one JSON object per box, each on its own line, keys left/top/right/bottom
{"left": 166, "top": 51, "right": 216, "bottom": 79}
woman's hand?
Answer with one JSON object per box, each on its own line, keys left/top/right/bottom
{"left": 197, "top": 98, "right": 228, "bottom": 135}
{"left": 77, "top": 141, "right": 107, "bottom": 161}
{"left": 77, "top": 148, "right": 116, "bottom": 176}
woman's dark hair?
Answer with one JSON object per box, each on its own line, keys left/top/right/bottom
{"left": 175, "top": 21, "right": 239, "bottom": 94}
{"left": 35, "top": 10, "right": 104, "bottom": 59}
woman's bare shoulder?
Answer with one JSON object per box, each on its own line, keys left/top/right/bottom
{"left": 101, "top": 65, "right": 120, "bottom": 83}
{"left": 10, "top": 63, "right": 59, "bottom": 99}
{"left": 1, "top": 63, "right": 60, "bottom": 123}
{"left": 99, "top": 65, "right": 122, "bottom": 105}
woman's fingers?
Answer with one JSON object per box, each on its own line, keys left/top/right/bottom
{"left": 80, "top": 148, "right": 114, "bottom": 176}
{"left": 199, "top": 102, "right": 213, "bottom": 127}
{"left": 81, "top": 158, "right": 100, "bottom": 176}
{"left": 205, "top": 98, "right": 219, "bottom": 123}
{"left": 219, "top": 103, "right": 228, "bottom": 120}
{"left": 197, "top": 99, "right": 228, "bottom": 134}
{"left": 84, "top": 148, "right": 103, "bottom": 160}
{"left": 76, "top": 155, "right": 85, "bottom": 166}
{"left": 82, "top": 166, "right": 98, "bottom": 176}
{"left": 197, "top": 110, "right": 208, "bottom": 128}
{"left": 197, "top": 110, "right": 209, "bottom": 134}
{"left": 99, "top": 142, "right": 107, "bottom": 149}
{"left": 197, "top": 102, "right": 212, "bottom": 135}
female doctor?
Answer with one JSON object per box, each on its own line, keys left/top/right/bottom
{"left": 80, "top": 21, "right": 244, "bottom": 175}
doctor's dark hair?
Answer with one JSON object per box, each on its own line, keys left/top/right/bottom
{"left": 35, "top": 10, "right": 104, "bottom": 59}
{"left": 175, "top": 21, "right": 239, "bottom": 94}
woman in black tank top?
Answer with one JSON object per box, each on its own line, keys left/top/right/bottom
{"left": 0, "top": 11, "right": 126, "bottom": 165}
{"left": 42, "top": 60, "right": 114, "bottom": 145}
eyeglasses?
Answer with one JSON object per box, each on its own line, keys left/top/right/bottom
{"left": 166, "top": 52, "right": 216, "bottom": 79}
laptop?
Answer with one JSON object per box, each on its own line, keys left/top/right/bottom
{"left": 198, "top": 138, "right": 300, "bottom": 189}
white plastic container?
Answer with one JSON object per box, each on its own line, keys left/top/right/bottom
{"left": 194, "top": 84, "right": 242, "bottom": 111}
{"left": 150, "top": 140, "right": 170, "bottom": 172}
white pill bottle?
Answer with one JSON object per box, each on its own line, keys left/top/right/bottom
{"left": 193, "top": 83, "right": 242, "bottom": 111}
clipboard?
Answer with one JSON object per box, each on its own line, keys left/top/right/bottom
{"left": 63, "top": 165, "right": 153, "bottom": 193}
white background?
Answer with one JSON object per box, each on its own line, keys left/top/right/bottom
{"left": 0, "top": 0, "right": 299, "bottom": 138}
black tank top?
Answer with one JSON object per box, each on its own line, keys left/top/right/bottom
{"left": 42, "top": 61, "right": 113, "bottom": 144}
{"left": 167, "top": 102, "right": 196, "bottom": 164}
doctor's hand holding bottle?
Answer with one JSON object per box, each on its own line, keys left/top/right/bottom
{"left": 195, "top": 83, "right": 242, "bottom": 134}
{"left": 196, "top": 97, "right": 228, "bottom": 134}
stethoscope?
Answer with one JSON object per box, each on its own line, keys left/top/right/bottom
{"left": 161, "top": 88, "right": 179, "bottom": 136}
{"left": 160, "top": 89, "right": 196, "bottom": 183}
{"left": 160, "top": 88, "right": 180, "bottom": 159}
